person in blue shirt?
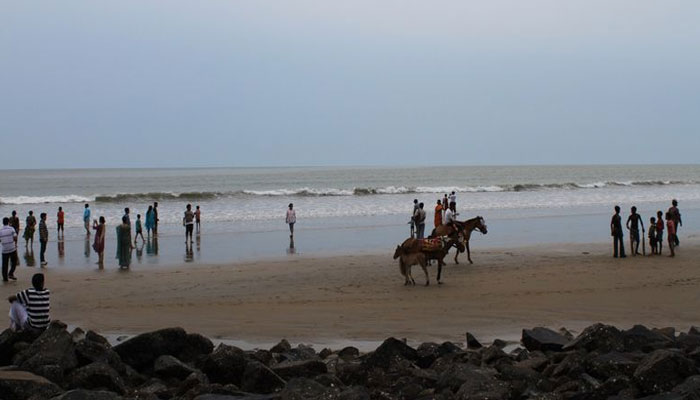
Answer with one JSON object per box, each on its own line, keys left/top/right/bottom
{"left": 83, "top": 204, "right": 91, "bottom": 235}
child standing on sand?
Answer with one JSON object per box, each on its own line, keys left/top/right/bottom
{"left": 648, "top": 217, "right": 657, "bottom": 255}
{"left": 134, "top": 214, "right": 144, "bottom": 244}
{"left": 666, "top": 211, "right": 676, "bottom": 257}
{"left": 656, "top": 211, "right": 664, "bottom": 255}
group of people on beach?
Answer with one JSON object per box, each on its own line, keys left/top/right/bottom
{"left": 2, "top": 201, "right": 175, "bottom": 278}
{"left": 610, "top": 199, "right": 683, "bottom": 258}
{"left": 410, "top": 191, "right": 458, "bottom": 239}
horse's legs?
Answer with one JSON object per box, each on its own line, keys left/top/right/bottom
{"left": 420, "top": 256, "right": 429, "bottom": 286}
{"left": 437, "top": 257, "right": 444, "bottom": 284}
{"left": 467, "top": 241, "right": 473, "bottom": 264}
{"left": 454, "top": 248, "right": 459, "bottom": 265}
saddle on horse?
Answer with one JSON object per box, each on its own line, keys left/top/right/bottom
{"left": 418, "top": 237, "right": 449, "bottom": 252}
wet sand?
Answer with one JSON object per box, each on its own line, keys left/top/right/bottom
{"left": 2, "top": 238, "right": 699, "bottom": 347}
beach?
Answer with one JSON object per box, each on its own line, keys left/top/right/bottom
{"left": 3, "top": 238, "right": 698, "bottom": 349}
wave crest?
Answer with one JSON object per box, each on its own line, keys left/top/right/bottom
{"left": 0, "top": 179, "right": 693, "bottom": 205}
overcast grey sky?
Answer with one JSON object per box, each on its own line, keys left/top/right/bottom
{"left": 2, "top": 1, "right": 699, "bottom": 168}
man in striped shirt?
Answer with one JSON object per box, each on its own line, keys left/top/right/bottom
{"left": 8, "top": 273, "right": 50, "bottom": 332}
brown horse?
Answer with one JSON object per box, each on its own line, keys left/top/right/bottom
{"left": 430, "top": 216, "right": 488, "bottom": 264}
{"left": 393, "top": 245, "right": 427, "bottom": 286}
{"left": 395, "top": 236, "right": 464, "bottom": 285}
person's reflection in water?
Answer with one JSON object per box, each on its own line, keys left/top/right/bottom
{"left": 24, "top": 246, "right": 36, "bottom": 267}
{"left": 286, "top": 237, "right": 296, "bottom": 255}
{"left": 153, "top": 236, "right": 159, "bottom": 255}
{"left": 146, "top": 238, "right": 154, "bottom": 256}
{"left": 57, "top": 240, "right": 64, "bottom": 259}
{"left": 184, "top": 241, "right": 194, "bottom": 262}
{"left": 135, "top": 241, "right": 144, "bottom": 263}
{"left": 84, "top": 235, "right": 91, "bottom": 258}
{"left": 196, "top": 234, "right": 201, "bottom": 252}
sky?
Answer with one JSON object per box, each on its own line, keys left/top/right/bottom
{"left": 1, "top": 1, "right": 699, "bottom": 168}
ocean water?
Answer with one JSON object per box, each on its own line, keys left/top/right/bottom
{"left": 1, "top": 165, "right": 698, "bottom": 267}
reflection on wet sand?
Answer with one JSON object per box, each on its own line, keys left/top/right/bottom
{"left": 286, "top": 237, "right": 296, "bottom": 255}
{"left": 184, "top": 241, "right": 194, "bottom": 262}
{"left": 58, "top": 240, "right": 64, "bottom": 259}
{"left": 135, "top": 241, "right": 144, "bottom": 262}
{"left": 84, "top": 236, "right": 91, "bottom": 258}
{"left": 24, "top": 246, "right": 36, "bottom": 267}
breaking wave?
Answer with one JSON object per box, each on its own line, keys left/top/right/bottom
{"left": 0, "top": 180, "right": 693, "bottom": 205}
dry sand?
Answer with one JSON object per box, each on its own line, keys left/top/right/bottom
{"left": 2, "top": 238, "right": 699, "bottom": 348}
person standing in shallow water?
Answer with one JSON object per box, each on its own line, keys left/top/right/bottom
{"left": 38, "top": 213, "right": 48, "bottom": 266}
{"left": 92, "top": 216, "right": 106, "bottom": 266}
{"left": 611, "top": 206, "right": 626, "bottom": 258}
{"left": 56, "top": 207, "right": 64, "bottom": 240}
{"left": 183, "top": 204, "right": 195, "bottom": 243}
{"left": 116, "top": 216, "right": 132, "bottom": 268}
{"left": 286, "top": 203, "right": 296, "bottom": 238}
{"left": 195, "top": 205, "right": 201, "bottom": 234}
{"left": 145, "top": 205, "right": 155, "bottom": 238}
{"left": 153, "top": 202, "right": 159, "bottom": 236}
{"left": 83, "top": 204, "right": 91, "bottom": 235}
{"left": 626, "top": 206, "right": 644, "bottom": 256}
{"left": 9, "top": 211, "right": 20, "bottom": 242}
{"left": 23, "top": 211, "right": 36, "bottom": 247}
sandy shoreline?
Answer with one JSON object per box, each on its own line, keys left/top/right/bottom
{"left": 2, "top": 238, "right": 699, "bottom": 348}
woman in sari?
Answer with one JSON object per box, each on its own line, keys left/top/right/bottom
{"left": 116, "top": 216, "right": 133, "bottom": 268}
{"left": 92, "top": 216, "right": 106, "bottom": 266}
{"left": 145, "top": 205, "right": 155, "bottom": 237}
{"left": 434, "top": 200, "right": 443, "bottom": 229}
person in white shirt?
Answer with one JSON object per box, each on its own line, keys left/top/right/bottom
{"left": 449, "top": 191, "right": 457, "bottom": 209}
{"left": 414, "top": 203, "right": 427, "bottom": 239}
{"left": 286, "top": 203, "right": 297, "bottom": 238}
{"left": 1, "top": 218, "right": 19, "bottom": 282}
{"left": 444, "top": 202, "right": 459, "bottom": 232}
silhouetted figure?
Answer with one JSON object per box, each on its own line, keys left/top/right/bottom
{"left": 668, "top": 199, "right": 682, "bottom": 246}
{"left": 666, "top": 211, "right": 677, "bottom": 257}
{"left": 626, "top": 206, "right": 644, "bottom": 256}
{"left": 611, "top": 206, "right": 626, "bottom": 258}
{"left": 656, "top": 211, "right": 664, "bottom": 255}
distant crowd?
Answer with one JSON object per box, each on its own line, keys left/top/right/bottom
{"left": 610, "top": 199, "right": 683, "bottom": 258}
{"left": 0, "top": 201, "right": 207, "bottom": 281}
{"left": 409, "top": 191, "right": 459, "bottom": 239}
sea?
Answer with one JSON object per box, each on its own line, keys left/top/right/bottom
{"left": 1, "top": 165, "right": 698, "bottom": 269}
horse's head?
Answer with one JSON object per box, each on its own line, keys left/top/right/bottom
{"left": 393, "top": 245, "right": 402, "bottom": 259}
{"left": 476, "top": 216, "right": 488, "bottom": 234}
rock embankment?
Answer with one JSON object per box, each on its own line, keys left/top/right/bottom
{"left": 2, "top": 321, "right": 700, "bottom": 399}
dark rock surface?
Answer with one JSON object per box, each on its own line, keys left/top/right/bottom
{"left": 522, "top": 327, "right": 569, "bottom": 352}
{"left": 7, "top": 322, "right": 700, "bottom": 399}
{"left": 113, "top": 327, "right": 213, "bottom": 371}
{"left": 0, "top": 370, "right": 63, "bottom": 400}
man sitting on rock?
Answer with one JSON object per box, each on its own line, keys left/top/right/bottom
{"left": 7, "top": 273, "right": 50, "bottom": 333}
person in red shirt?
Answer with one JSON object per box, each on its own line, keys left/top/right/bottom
{"left": 56, "top": 207, "right": 64, "bottom": 240}
{"left": 666, "top": 212, "right": 676, "bottom": 257}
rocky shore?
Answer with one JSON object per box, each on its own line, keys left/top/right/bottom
{"left": 3, "top": 321, "right": 700, "bottom": 399}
